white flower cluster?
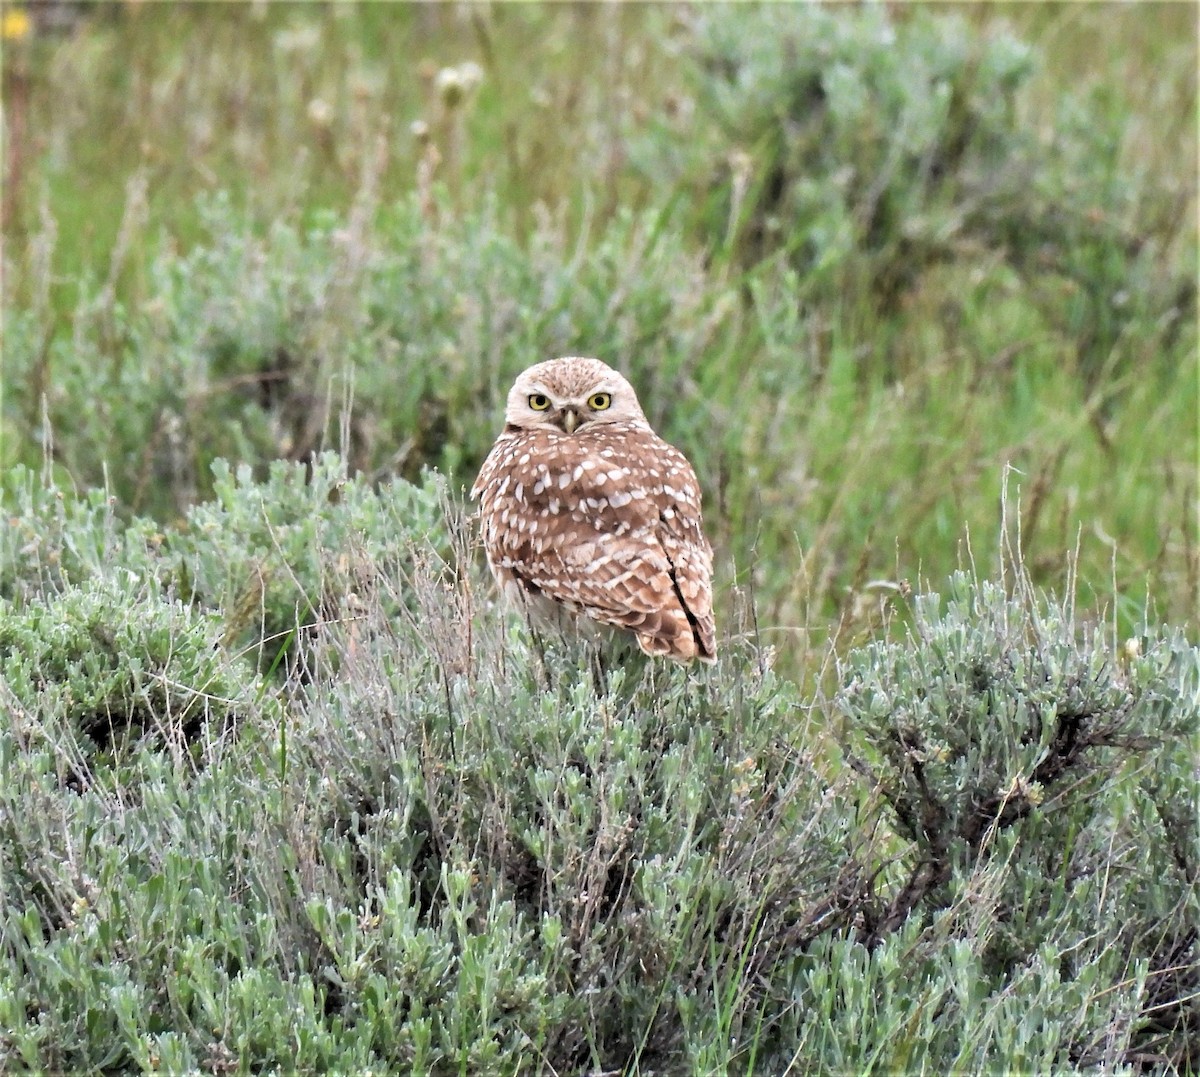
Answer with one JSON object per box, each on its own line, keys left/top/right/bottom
{"left": 435, "top": 61, "right": 484, "bottom": 108}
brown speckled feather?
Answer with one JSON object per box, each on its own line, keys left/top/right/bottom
{"left": 473, "top": 401, "right": 715, "bottom": 663}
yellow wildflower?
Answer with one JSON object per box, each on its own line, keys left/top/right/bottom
{"left": 1, "top": 6, "right": 31, "bottom": 41}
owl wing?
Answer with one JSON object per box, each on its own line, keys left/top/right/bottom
{"left": 474, "top": 426, "right": 716, "bottom": 662}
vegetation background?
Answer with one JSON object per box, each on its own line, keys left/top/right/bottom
{"left": 1, "top": 2, "right": 1197, "bottom": 1073}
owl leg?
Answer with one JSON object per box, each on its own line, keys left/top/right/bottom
{"left": 587, "top": 646, "right": 607, "bottom": 696}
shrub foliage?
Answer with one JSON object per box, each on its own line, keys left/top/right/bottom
{"left": 1, "top": 461, "right": 1196, "bottom": 1073}
{"left": 657, "top": 6, "right": 1194, "bottom": 378}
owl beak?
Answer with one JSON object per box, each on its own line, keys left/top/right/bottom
{"left": 560, "top": 408, "right": 580, "bottom": 434}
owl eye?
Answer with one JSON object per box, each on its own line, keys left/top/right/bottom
{"left": 588, "top": 392, "right": 612, "bottom": 411}
{"left": 528, "top": 394, "right": 551, "bottom": 411}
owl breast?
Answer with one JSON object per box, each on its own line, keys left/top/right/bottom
{"left": 472, "top": 421, "right": 716, "bottom": 663}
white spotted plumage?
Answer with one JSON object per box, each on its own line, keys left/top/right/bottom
{"left": 472, "top": 356, "right": 716, "bottom": 663}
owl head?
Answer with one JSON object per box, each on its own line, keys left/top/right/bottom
{"left": 503, "top": 357, "right": 649, "bottom": 434}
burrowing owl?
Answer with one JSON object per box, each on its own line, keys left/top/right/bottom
{"left": 472, "top": 356, "right": 716, "bottom": 663}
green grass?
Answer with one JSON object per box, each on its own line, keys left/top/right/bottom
{"left": 1, "top": 3, "right": 1197, "bottom": 1072}
{"left": 3, "top": 3, "right": 1194, "bottom": 664}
